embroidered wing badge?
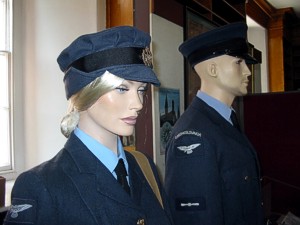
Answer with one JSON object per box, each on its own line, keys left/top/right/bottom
{"left": 177, "top": 143, "right": 201, "bottom": 154}
{"left": 9, "top": 204, "right": 33, "bottom": 218}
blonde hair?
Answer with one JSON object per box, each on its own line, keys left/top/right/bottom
{"left": 60, "top": 71, "right": 124, "bottom": 137}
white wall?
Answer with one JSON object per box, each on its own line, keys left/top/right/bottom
{"left": 247, "top": 16, "right": 269, "bottom": 93}
{"left": 151, "top": 14, "right": 184, "bottom": 180}
{"left": 13, "top": 0, "right": 99, "bottom": 173}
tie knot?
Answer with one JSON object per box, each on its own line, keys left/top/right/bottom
{"left": 115, "top": 159, "right": 128, "bottom": 177}
{"left": 115, "top": 158, "right": 130, "bottom": 194}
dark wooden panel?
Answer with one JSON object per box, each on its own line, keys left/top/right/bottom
{"left": 241, "top": 91, "right": 300, "bottom": 216}
{"left": 153, "top": 0, "right": 184, "bottom": 27}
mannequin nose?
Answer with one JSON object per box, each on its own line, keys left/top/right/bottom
{"left": 243, "top": 63, "right": 251, "bottom": 77}
{"left": 130, "top": 93, "right": 143, "bottom": 111}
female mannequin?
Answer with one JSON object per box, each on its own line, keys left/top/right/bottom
{"left": 4, "top": 26, "right": 173, "bottom": 225}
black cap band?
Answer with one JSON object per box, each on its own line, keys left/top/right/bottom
{"left": 68, "top": 47, "right": 152, "bottom": 73}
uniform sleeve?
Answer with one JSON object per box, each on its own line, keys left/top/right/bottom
{"left": 3, "top": 171, "right": 57, "bottom": 225}
{"left": 164, "top": 131, "right": 224, "bottom": 225}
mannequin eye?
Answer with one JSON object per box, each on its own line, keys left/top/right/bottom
{"left": 138, "top": 85, "right": 148, "bottom": 95}
{"left": 116, "top": 85, "right": 129, "bottom": 93}
{"left": 236, "top": 59, "right": 243, "bottom": 64}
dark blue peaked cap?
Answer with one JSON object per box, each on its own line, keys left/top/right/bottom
{"left": 179, "top": 22, "right": 257, "bottom": 68}
{"left": 57, "top": 26, "right": 160, "bottom": 99}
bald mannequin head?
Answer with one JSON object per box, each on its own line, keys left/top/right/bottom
{"left": 194, "top": 55, "right": 251, "bottom": 106}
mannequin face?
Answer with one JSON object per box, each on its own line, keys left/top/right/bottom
{"left": 213, "top": 55, "right": 251, "bottom": 97}
{"left": 79, "top": 80, "right": 147, "bottom": 139}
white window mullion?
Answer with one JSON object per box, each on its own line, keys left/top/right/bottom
{"left": 0, "top": 0, "right": 13, "bottom": 173}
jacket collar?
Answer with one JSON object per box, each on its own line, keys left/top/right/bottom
{"left": 62, "top": 133, "right": 148, "bottom": 210}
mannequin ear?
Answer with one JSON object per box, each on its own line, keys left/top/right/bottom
{"left": 207, "top": 62, "right": 218, "bottom": 78}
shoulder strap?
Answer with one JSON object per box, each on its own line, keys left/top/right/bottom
{"left": 126, "top": 150, "right": 164, "bottom": 209}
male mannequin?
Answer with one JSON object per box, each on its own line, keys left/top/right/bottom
{"left": 165, "top": 22, "right": 264, "bottom": 225}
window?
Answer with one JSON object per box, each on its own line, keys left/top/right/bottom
{"left": 0, "top": 0, "right": 13, "bottom": 172}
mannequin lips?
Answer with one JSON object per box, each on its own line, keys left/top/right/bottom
{"left": 243, "top": 80, "right": 249, "bottom": 85}
{"left": 122, "top": 116, "right": 137, "bottom": 125}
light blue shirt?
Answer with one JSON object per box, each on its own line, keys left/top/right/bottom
{"left": 74, "top": 127, "right": 129, "bottom": 182}
{"left": 197, "top": 91, "right": 234, "bottom": 125}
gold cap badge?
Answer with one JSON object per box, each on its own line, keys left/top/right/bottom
{"left": 142, "top": 47, "right": 153, "bottom": 68}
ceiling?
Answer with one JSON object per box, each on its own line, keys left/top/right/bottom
{"left": 266, "top": 0, "right": 300, "bottom": 18}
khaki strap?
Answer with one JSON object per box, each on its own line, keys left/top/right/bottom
{"left": 126, "top": 150, "right": 164, "bottom": 209}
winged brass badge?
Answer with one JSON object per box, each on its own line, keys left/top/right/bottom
{"left": 142, "top": 47, "right": 153, "bottom": 68}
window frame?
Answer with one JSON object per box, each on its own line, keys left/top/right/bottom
{"left": 0, "top": 0, "right": 14, "bottom": 174}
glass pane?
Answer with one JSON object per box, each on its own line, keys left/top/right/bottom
{"left": 0, "top": 52, "right": 9, "bottom": 107}
{"left": 0, "top": 108, "right": 11, "bottom": 168}
{"left": 0, "top": 0, "right": 7, "bottom": 50}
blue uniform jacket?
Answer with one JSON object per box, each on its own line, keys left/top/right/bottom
{"left": 4, "top": 133, "right": 173, "bottom": 225}
{"left": 165, "top": 97, "right": 264, "bottom": 225}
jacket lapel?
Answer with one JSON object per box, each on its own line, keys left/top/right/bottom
{"left": 62, "top": 134, "right": 141, "bottom": 217}
{"left": 192, "top": 97, "right": 261, "bottom": 175}
{"left": 125, "top": 152, "right": 146, "bottom": 207}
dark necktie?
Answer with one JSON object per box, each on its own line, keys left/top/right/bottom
{"left": 115, "top": 159, "right": 130, "bottom": 195}
{"left": 230, "top": 110, "right": 241, "bottom": 131}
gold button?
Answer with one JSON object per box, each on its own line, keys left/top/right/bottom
{"left": 137, "top": 219, "right": 145, "bottom": 225}
{"left": 244, "top": 176, "right": 249, "bottom": 181}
